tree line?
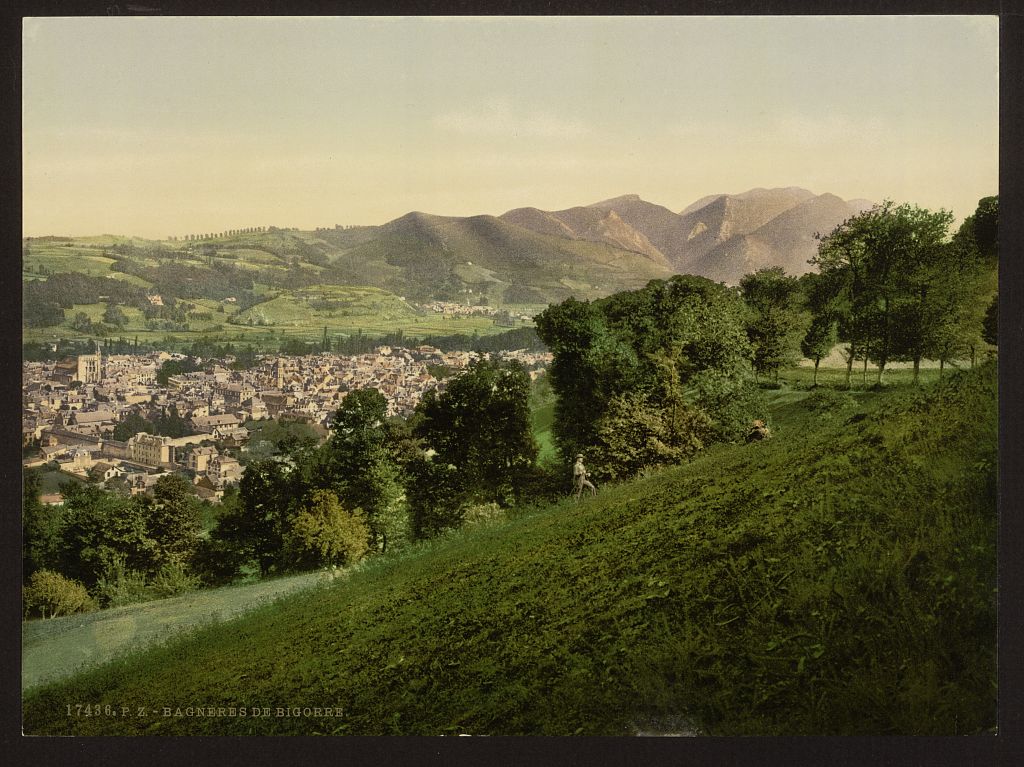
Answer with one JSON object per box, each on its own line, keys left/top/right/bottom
{"left": 739, "top": 196, "right": 997, "bottom": 386}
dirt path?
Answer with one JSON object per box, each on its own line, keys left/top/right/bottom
{"left": 22, "top": 571, "right": 327, "bottom": 691}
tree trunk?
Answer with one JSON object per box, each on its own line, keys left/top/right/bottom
{"left": 844, "top": 344, "right": 855, "bottom": 388}
{"left": 971, "top": 345, "right": 976, "bottom": 369}
{"left": 813, "top": 358, "right": 820, "bottom": 386}
{"left": 863, "top": 356, "right": 868, "bottom": 386}
{"left": 940, "top": 358, "right": 945, "bottom": 378}
{"left": 877, "top": 360, "right": 886, "bottom": 385}
{"left": 913, "top": 356, "right": 920, "bottom": 385}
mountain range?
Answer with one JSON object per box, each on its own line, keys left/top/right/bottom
{"left": 501, "top": 187, "right": 872, "bottom": 285}
{"left": 313, "top": 186, "right": 872, "bottom": 302}
{"left": 26, "top": 187, "right": 874, "bottom": 311}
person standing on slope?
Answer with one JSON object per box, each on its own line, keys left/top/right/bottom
{"left": 573, "top": 453, "right": 596, "bottom": 500}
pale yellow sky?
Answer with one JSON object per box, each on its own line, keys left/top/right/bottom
{"left": 23, "top": 16, "right": 998, "bottom": 239}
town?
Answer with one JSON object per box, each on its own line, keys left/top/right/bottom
{"left": 23, "top": 344, "right": 551, "bottom": 504}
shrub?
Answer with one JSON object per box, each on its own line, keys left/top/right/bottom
{"left": 687, "top": 371, "right": 766, "bottom": 443}
{"left": 93, "top": 557, "right": 201, "bottom": 608}
{"left": 147, "top": 562, "right": 202, "bottom": 600}
{"left": 23, "top": 570, "right": 95, "bottom": 619}
{"left": 588, "top": 393, "right": 713, "bottom": 482}
{"left": 286, "top": 490, "right": 371, "bottom": 568}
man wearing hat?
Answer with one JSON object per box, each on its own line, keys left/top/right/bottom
{"left": 573, "top": 453, "right": 596, "bottom": 499}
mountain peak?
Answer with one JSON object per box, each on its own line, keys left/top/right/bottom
{"left": 587, "top": 194, "right": 643, "bottom": 208}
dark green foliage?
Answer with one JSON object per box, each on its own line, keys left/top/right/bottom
{"left": 23, "top": 365, "right": 997, "bottom": 736}
{"left": 535, "top": 276, "right": 756, "bottom": 476}
{"left": 145, "top": 475, "right": 203, "bottom": 569}
{"left": 23, "top": 339, "right": 103, "bottom": 362}
{"left": 740, "top": 267, "right": 808, "bottom": 380}
{"left": 23, "top": 470, "right": 62, "bottom": 578}
{"left": 102, "top": 304, "right": 127, "bottom": 328}
{"left": 215, "top": 460, "right": 292, "bottom": 577}
{"left": 23, "top": 272, "right": 146, "bottom": 310}
{"left": 151, "top": 405, "right": 193, "bottom": 438}
{"left": 55, "top": 484, "right": 155, "bottom": 588}
{"left": 156, "top": 358, "right": 200, "bottom": 386}
{"left": 112, "top": 411, "right": 155, "bottom": 441}
{"left": 189, "top": 535, "right": 246, "bottom": 587}
{"left": 982, "top": 295, "right": 997, "bottom": 346}
{"left": 406, "top": 455, "right": 469, "bottom": 539}
{"left": 325, "top": 388, "right": 407, "bottom": 549}
{"left": 413, "top": 359, "right": 538, "bottom": 507}
{"left": 23, "top": 299, "right": 64, "bottom": 328}
{"left": 971, "top": 196, "right": 998, "bottom": 261}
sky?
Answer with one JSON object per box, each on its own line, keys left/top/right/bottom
{"left": 22, "top": 15, "right": 998, "bottom": 239}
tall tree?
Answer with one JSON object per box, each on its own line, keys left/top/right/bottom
{"left": 55, "top": 484, "right": 155, "bottom": 587}
{"left": 740, "top": 267, "right": 808, "bottom": 382}
{"left": 23, "top": 469, "right": 63, "bottom": 578}
{"left": 325, "top": 388, "right": 405, "bottom": 551}
{"left": 813, "top": 201, "right": 965, "bottom": 385}
{"left": 413, "top": 359, "right": 538, "bottom": 506}
{"left": 215, "top": 459, "right": 292, "bottom": 576}
{"left": 146, "top": 474, "right": 203, "bottom": 568}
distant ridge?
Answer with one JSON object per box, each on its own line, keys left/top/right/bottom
{"left": 502, "top": 187, "right": 873, "bottom": 283}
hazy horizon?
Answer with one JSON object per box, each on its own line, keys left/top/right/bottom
{"left": 23, "top": 16, "right": 998, "bottom": 239}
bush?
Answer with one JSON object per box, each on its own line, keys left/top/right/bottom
{"left": 147, "top": 562, "right": 202, "bottom": 599}
{"left": 93, "top": 558, "right": 201, "bottom": 608}
{"left": 688, "top": 371, "right": 766, "bottom": 443}
{"left": 588, "top": 393, "right": 714, "bottom": 482}
{"left": 286, "top": 490, "right": 371, "bottom": 569}
{"left": 803, "top": 388, "right": 857, "bottom": 417}
{"left": 23, "top": 570, "right": 95, "bottom": 619}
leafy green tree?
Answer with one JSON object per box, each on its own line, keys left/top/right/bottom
{"left": 405, "top": 455, "right": 468, "bottom": 539}
{"left": 145, "top": 474, "right": 203, "bottom": 568}
{"left": 156, "top": 358, "right": 200, "bottom": 386}
{"left": 102, "top": 304, "right": 128, "bottom": 328}
{"left": 800, "top": 317, "right": 838, "bottom": 386}
{"left": 286, "top": 490, "right": 370, "bottom": 568}
{"left": 813, "top": 201, "right": 966, "bottom": 385}
{"left": 588, "top": 392, "right": 713, "bottom": 482}
{"left": 55, "top": 483, "right": 155, "bottom": 588}
{"left": 112, "top": 411, "right": 155, "bottom": 441}
{"left": 215, "top": 459, "right": 292, "bottom": 576}
{"left": 797, "top": 271, "right": 842, "bottom": 385}
{"left": 740, "top": 267, "right": 808, "bottom": 382}
{"left": 970, "top": 196, "right": 998, "bottom": 261}
{"left": 70, "top": 311, "right": 93, "bottom": 333}
{"left": 534, "top": 296, "right": 641, "bottom": 463}
{"left": 23, "top": 469, "right": 62, "bottom": 578}
{"left": 152, "top": 405, "right": 193, "bottom": 438}
{"left": 325, "top": 388, "right": 406, "bottom": 551}
{"left": 536, "top": 275, "right": 756, "bottom": 471}
{"left": 413, "top": 359, "right": 538, "bottom": 506}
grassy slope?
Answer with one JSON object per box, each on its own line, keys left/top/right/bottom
{"left": 22, "top": 365, "right": 997, "bottom": 736}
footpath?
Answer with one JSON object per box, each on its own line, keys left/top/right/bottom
{"left": 22, "top": 570, "right": 326, "bottom": 691}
